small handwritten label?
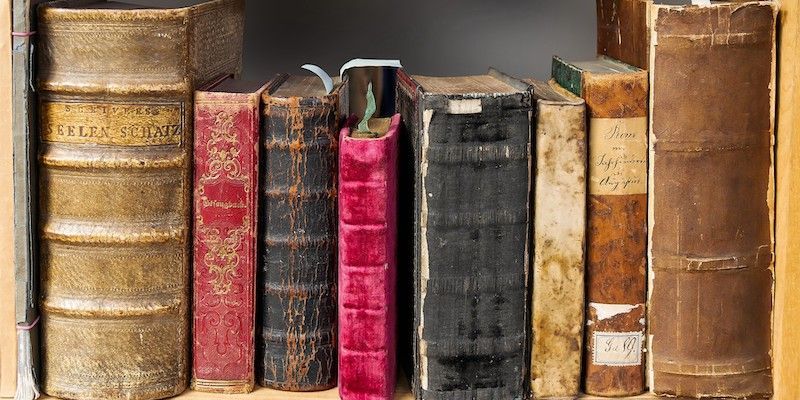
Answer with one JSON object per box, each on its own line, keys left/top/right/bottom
{"left": 592, "top": 331, "right": 643, "bottom": 366}
{"left": 589, "top": 117, "right": 647, "bottom": 195}
{"left": 41, "top": 101, "right": 184, "bottom": 146}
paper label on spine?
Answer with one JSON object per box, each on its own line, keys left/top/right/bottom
{"left": 589, "top": 117, "right": 647, "bottom": 195}
{"left": 41, "top": 100, "right": 184, "bottom": 146}
{"left": 592, "top": 331, "right": 643, "bottom": 366}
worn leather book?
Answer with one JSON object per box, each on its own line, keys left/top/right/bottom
{"left": 527, "top": 79, "right": 586, "bottom": 399}
{"left": 552, "top": 56, "right": 648, "bottom": 397}
{"left": 36, "top": 1, "right": 243, "bottom": 399}
{"left": 648, "top": 2, "right": 776, "bottom": 398}
{"left": 258, "top": 74, "right": 341, "bottom": 391}
{"left": 338, "top": 115, "right": 401, "bottom": 400}
{"left": 192, "top": 79, "right": 267, "bottom": 394}
{"left": 596, "top": 0, "right": 652, "bottom": 69}
{"left": 396, "top": 69, "right": 531, "bottom": 400}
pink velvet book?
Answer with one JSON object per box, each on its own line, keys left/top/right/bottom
{"left": 338, "top": 114, "right": 401, "bottom": 400}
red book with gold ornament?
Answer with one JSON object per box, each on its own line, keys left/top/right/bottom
{"left": 192, "top": 78, "right": 267, "bottom": 394}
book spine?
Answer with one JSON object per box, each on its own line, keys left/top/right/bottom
{"left": 530, "top": 92, "right": 587, "bottom": 398}
{"left": 338, "top": 115, "right": 400, "bottom": 400}
{"left": 648, "top": 3, "right": 776, "bottom": 398}
{"left": 258, "top": 92, "right": 339, "bottom": 391}
{"left": 191, "top": 90, "right": 259, "bottom": 394}
{"left": 36, "top": 8, "right": 194, "bottom": 400}
{"left": 398, "top": 78, "right": 532, "bottom": 399}
{"left": 554, "top": 58, "right": 649, "bottom": 397}
{"left": 596, "top": 0, "right": 651, "bottom": 70}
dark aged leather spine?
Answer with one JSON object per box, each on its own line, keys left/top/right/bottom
{"left": 648, "top": 3, "right": 776, "bottom": 398}
{"left": 528, "top": 79, "right": 587, "bottom": 399}
{"left": 192, "top": 82, "right": 265, "bottom": 394}
{"left": 258, "top": 75, "right": 340, "bottom": 391}
{"left": 596, "top": 0, "right": 652, "bottom": 70}
{"left": 553, "top": 56, "right": 648, "bottom": 397}
{"left": 397, "top": 69, "right": 531, "bottom": 400}
{"left": 338, "top": 115, "right": 401, "bottom": 400}
{"left": 36, "top": 1, "right": 243, "bottom": 399}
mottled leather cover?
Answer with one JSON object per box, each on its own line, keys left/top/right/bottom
{"left": 553, "top": 56, "right": 648, "bottom": 397}
{"left": 258, "top": 74, "right": 340, "bottom": 391}
{"left": 528, "top": 79, "right": 587, "bottom": 399}
{"left": 397, "top": 69, "right": 532, "bottom": 400}
{"left": 338, "top": 115, "right": 401, "bottom": 400}
{"left": 192, "top": 79, "right": 266, "bottom": 394}
{"left": 36, "top": 1, "right": 244, "bottom": 399}
{"left": 596, "top": 0, "right": 652, "bottom": 70}
{"left": 648, "top": 2, "right": 776, "bottom": 398}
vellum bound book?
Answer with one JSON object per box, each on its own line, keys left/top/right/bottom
{"left": 36, "top": 1, "right": 244, "bottom": 399}
{"left": 397, "top": 69, "right": 532, "bottom": 400}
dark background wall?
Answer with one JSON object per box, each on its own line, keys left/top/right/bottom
{"left": 129, "top": 0, "right": 598, "bottom": 81}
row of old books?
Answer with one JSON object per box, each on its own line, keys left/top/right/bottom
{"left": 14, "top": 0, "right": 777, "bottom": 400}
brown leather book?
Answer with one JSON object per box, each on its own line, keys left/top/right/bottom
{"left": 36, "top": 1, "right": 243, "bottom": 399}
{"left": 596, "top": 0, "right": 652, "bottom": 70}
{"left": 528, "top": 79, "right": 587, "bottom": 399}
{"left": 552, "top": 56, "right": 648, "bottom": 397}
{"left": 648, "top": 2, "right": 776, "bottom": 398}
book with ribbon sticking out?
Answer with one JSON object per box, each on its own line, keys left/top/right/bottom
{"left": 338, "top": 86, "right": 401, "bottom": 399}
{"left": 258, "top": 73, "right": 342, "bottom": 391}
{"left": 192, "top": 78, "right": 268, "bottom": 394}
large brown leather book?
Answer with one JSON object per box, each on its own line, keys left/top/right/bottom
{"left": 552, "top": 56, "right": 648, "bottom": 397}
{"left": 527, "top": 79, "right": 587, "bottom": 399}
{"left": 36, "top": 1, "right": 243, "bottom": 399}
{"left": 648, "top": 2, "right": 776, "bottom": 398}
{"left": 258, "top": 75, "right": 341, "bottom": 391}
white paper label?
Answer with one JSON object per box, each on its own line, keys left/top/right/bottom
{"left": 593, "top": 332, "right": 643, "bottom": 366}
{"left": 589, "top": 117, "right": 648, "bottom": 195}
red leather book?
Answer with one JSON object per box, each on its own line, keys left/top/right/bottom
{"left": 338, "top": 115, "right": 401, "bottom": 400}
{"left": 192, "top": 78, "right": 267, "bottom": 394}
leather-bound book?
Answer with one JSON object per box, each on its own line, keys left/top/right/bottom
{"left": 258, "top": 74, "right": 341, "bottom": 391}
{"left": 36, "top": 1, "right": 244, "bottom": 399}
{"left": 338, "top": 115, "right": 401, "bottom": 400}
{"left": 596, "top": 0, "right": 651, "bottom": 69}
{"left": 552, "top": 56, "right": 648, "bottom": 397}
{"left": 527, "top": 79, "right": 587, "bottom": 399}
{"left": 192, "top": 78, "right": 267, "bottom": 394}
{"left": 396, "top": 69, "right": 532, "bottom": 400}
{"left": 648, "top": 2, "right": 776, "bottom": 398}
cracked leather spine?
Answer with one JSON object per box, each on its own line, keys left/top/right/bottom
{"left": 257, "top": 75, "right": 340, "bottom": 391}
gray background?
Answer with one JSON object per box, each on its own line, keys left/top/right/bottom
{"left": 129, "top": 0, "right": 599, "bottom": 81}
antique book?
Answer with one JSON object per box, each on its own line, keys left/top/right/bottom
{"left": 552, "top": 56, "right": 648, "bottom": 397}
{"left": 596, "top": 0, "right": 652, "bottom": 70}
{"left": 397, "top": 69, "right": 531, "bottom": 400}
{"left": 648, "top": 2, "right": 776, "bottom": 398}
{"left": 527, "top": 79, "right": 586, "bottom": 399}
{"left": 258, "top": 74, "right": 341, "bottom": 391}
{"left": 12, "top": 0, "right": 39, "bottom": 398}
{"left": 36, "top": 1, "right": 244, "bottom": 399}
{"left": 338, "top": 115, "right": 401, "bottom": 400}
{"left": 192, "top": 79, "right": 267, "bottom": 394}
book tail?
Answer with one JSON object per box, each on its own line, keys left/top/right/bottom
{"left": 15, "top": 325, "right": 40, "bottom": 400}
